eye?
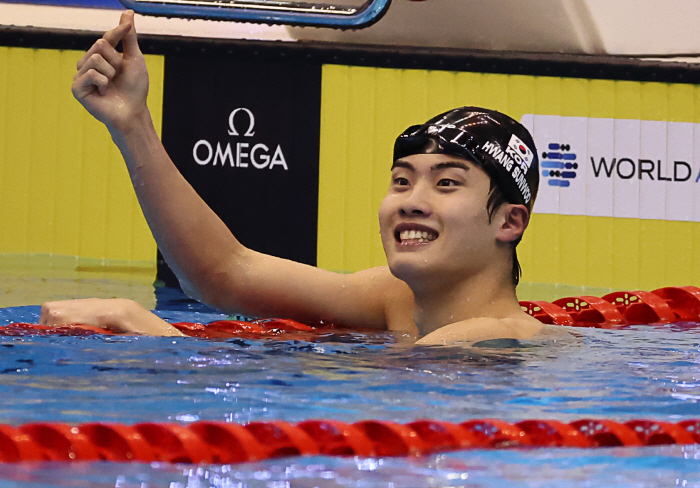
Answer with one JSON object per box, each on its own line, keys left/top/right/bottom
{"left": 437, "top": 178, "right": 460, "bottom": 187}
{"left": 393, "top": 177, "right": 410, "bottom": 186}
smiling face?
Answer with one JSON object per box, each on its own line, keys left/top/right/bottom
{"left": 378, "top": 153, "right": 506, "bottom": 288}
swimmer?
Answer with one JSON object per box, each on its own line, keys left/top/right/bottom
{"left": 40, "top": 11, "right": 548, "bottom": 345}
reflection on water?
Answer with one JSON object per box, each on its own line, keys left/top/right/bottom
{"left": 0, "top": 445, "right": 699, "bottom": 488}
{"left": 0, "top": 257, "right": 699, "bottom": 486}
{"left": 0, "top": 315, "right": 697, "bottom": 486}
{"left": 0, "top": 309, "right": 697, "bottom": 427}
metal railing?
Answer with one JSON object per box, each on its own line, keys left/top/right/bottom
{"left": 117, "top": 0, "right": 392, "bottom": 28}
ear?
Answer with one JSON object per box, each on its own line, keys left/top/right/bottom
{"left": 494, "top": 204, "right": 529, "bottom": 243}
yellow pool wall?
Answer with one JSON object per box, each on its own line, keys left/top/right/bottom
{"left": 1, "top": 47, "right": 698, "bottom": 292}
{"left": 0, "top": 46, "right": 162, "bottom": 264}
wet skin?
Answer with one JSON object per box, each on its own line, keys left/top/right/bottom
{"left": 40, "top": 11, "right": 546, "bottom": 344}
{"left": 380, "top": 153, "right": 503, "bottom": 293}
{"left": 377, "top": 153, "right": 544, "bottom": 342}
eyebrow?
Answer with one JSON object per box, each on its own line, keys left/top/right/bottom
{"left": 391, "top": 160, "right": 414, "bottom": 171}
{"left": 390, "top": 159, "right": 471, "bottom": 172}
{"left": 431, "top": 161, "right": 470, "bottom": 172}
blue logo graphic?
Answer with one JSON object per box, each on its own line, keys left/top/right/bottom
{"left": 541, "top": 143, "right": 577, "bottom": 187}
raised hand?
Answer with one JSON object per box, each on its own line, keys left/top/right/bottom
{"left": 72, "top": 10, "right": 149, "bottom": 134}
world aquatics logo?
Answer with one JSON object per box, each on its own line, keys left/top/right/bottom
{"left": 541, "top": 143, "right": 577, "bottom": 188}
{"left": 521, "top": 114, "right": 700, "bottom": 222}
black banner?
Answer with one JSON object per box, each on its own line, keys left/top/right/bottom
{"left": 159, "top": 54, "right": 322, "bottom": 289}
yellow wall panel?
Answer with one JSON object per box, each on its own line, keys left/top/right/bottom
{"left": 506, "top": 75, "right": 537, "bottom": 279}
{"left": 588, "top": 79, "right": 616, "bottom": 119}
{"left": 662, "top": 82, "right": 698, "bottom": 286}
{"left": 2, "top": 47, "right": 33, "bottom": 254}
{"left": 454, "top": 71, "right": 482, "bottom": 109}
{"left": 558, "top": 215, "right": 587, "bottom": 287}
{"left": 694, "top": 223, "right": 700, "bottom": 285}
{"left": 637, "top": 219, "right": 662, "bottom": 291}
{"left": 344, "top": 66, "right": 376, "bottom": 272}
{"left": 398, "top": 68, "right": 429, "bottom": 124}
{"left": 585, "top": 78, "right": 616, "bottom": 288}
{"left": 370, "top": 67, "right": 402, "bottom": 267}
{"left": 480, "top": 73, "right": 509, "bottom": 115}
{"left": 559, "top": 78, "right": 589, "bottom": 287}
{"left": 610, "top": 82, "right": 642, "bottom": 290}
{"left": 668, "top": 84, "right": 694, "bottom": 123}
{"left": 640, "top": 82, "right": 668, "bottom": 121}
{"left": 80, "top": 111, "right": 110, "bottom": 258}
{"left": 425, "top": 70, "right": 456, "bottom": 118}
{"left": 506, "top": 75, "right": 536, "bottom": 119}
{"left": 527, "top": 214, "right": 560, "bottom": 285}
{"left": 54, "top": 50, "right": 84, "bottom": 257}
{"left": 0, "top": 46, "right": 163, "bottom": 263}
{"left": 0, "top": 49, "right": 5, "bottom": 178}
{"left": 615, "top": 81, "right": 642, "bottom": 120}
{"left": 585, "top": 216, "right": 614, "bottom": 288}
{"left": 318, "top": 65, "right": 700, "bottom": 291}
{"left": 612, "top": 209, "right": 640, "bottom": 289}
{"left": 694, "top": 85, "right": 700, "bottom": 123}
{"left": 531, "top": 77, "right": 562, "bottom": 285}
{"left": 560, "top": 77, "right": 589, "bottom": 118}
{"left": 27, "top": 49, "right": 59, "bottom": 255}
{"left": 636, "top": 79, "right": 668, "bottom": 291}
{"left": 665, "top": 221, "right": 692, "bottom": 286}
{"left": 317, "top": 65, "right": 349, "bottom": 272}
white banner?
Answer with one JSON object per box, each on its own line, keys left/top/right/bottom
{"left": 521, "top": 115, "right": 700, "bottom": 222}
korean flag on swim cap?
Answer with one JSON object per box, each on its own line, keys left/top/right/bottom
{"left": 394, "top": 107, "right": 539, "bottom": 212}
{"left": 508, "top": 133, "right": 534, "bottom": 172}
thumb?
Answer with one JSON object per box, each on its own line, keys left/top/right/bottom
{"left": 102, "top": 10, "right": 132, "bottom": 48}
{"left": 121, "top": 10, "right": 142, "bottom": 58}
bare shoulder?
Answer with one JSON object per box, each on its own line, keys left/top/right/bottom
{"left": 343, "top": 266, "right": 415, "bottom": 332}
{"left": 417, "top": 313, "right": 547, "bottom": 346}
{"left": 345, "top": 266, "right": 408, "bottom": 299}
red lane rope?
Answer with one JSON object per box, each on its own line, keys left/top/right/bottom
{"left": 0, "top": 319, "right": 329, "bottom": 339}
{"left": 0, "top": 418, "right": 697, "bottom": 463}
{"left": 521, "top": 285, "right": 700, "bottom": 328}
{"left": 2, "top": 286, "right": 698, "bottom": 339}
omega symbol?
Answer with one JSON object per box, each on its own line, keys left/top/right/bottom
{"left": 228, "top": 107, "right": 255, "bottom": 137}
{"left": 193, "top": 107, "right": 288, "bottom": 170}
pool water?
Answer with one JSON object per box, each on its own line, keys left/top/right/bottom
{"left": 0, "top": 256, "right": 698, "bottom": 486}
{"left": 0, "top": 445, "right": 699, "bottom": 488}
{"left": 0, "top": 304, "right": 699, "bottom": 486}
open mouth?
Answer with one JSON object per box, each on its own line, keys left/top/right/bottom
{"left": 395, "top": 226, "right": 439, "bottom": 245}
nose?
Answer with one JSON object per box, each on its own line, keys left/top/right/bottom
{"left": 399, "top": 183, "right": 432, "bottom": 217}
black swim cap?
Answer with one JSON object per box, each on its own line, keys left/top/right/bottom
{"left": 393, "top": 107, "right": 539, "bottom": 211}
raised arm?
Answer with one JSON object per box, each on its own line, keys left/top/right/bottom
{"left": 65, "top": 11, "right": 411, "bottom": 332}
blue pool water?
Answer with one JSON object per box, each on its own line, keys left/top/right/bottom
{"left": 0, "top": 301, "right": 699, "bottom": 486}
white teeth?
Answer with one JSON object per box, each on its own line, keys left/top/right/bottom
{"left": 399, "top": 229, "right": 437, "bottom": 243}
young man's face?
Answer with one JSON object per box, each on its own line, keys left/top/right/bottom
{"left": 378, "top": 152, "right": 503, "bottom": 286}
